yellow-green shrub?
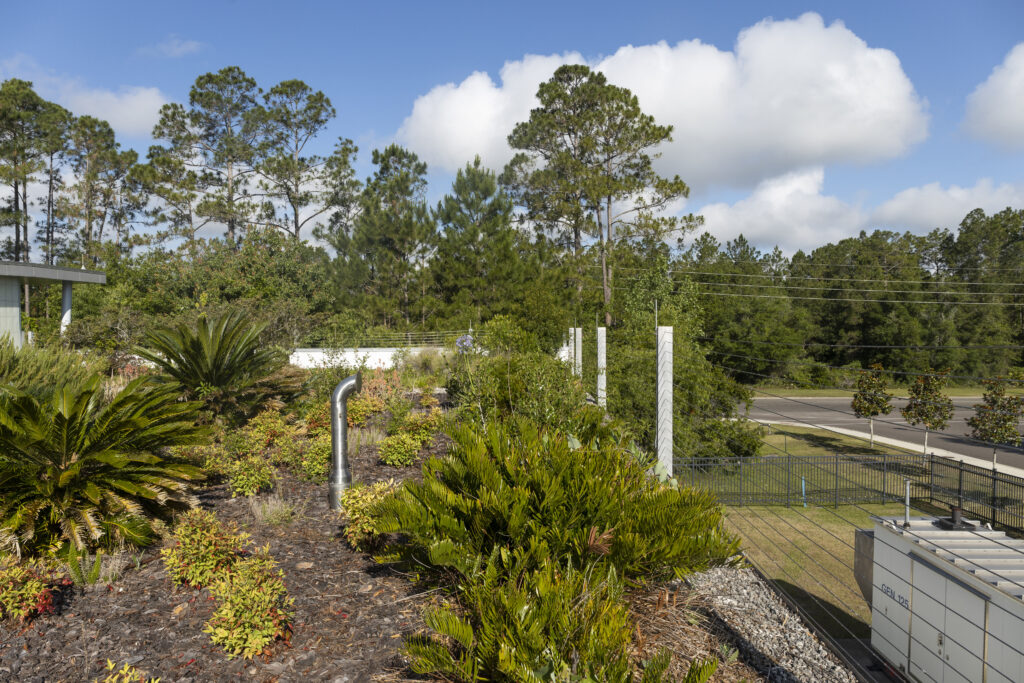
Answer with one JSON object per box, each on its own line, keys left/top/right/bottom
{"left": 378, "top": 433, "right": 420, "bottom": 467}
{"left": 400, "top": 408, "right": 442, "bottom": 447}
{"left": 303, "top": 401, "right": 330, "bottom": 437}
{"left": 297, "top": 435, "right": 331, "bottom": 482}
{"left": 340, "top": 480, "right": 397, "bottom": 551}
{"left": 226, "top": 455, "right": 276, "bottom": 497}
{"left": 161, "top": 509, "right": 250, "bottom": 588}
{"left": 203, "top": 547, "right": 293, "bottom": 659}
{"left": 347, "top": 395, "right": 385, "bottom": 427}
{"left": 94, "top": 659, "right": 159, "bottom": 683}
{"left": 0, "top": 558, "right": 62, "bottom": 622}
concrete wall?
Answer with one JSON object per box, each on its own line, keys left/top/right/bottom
{"left": 0, "top": 277, "right": 21, "bottom": 348}
{"left": 289, "top": 346, "right": 446, "bottom": 369}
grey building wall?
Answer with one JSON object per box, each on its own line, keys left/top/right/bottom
{"left": 0, "top": 277, "right": 21, "bottom": 348}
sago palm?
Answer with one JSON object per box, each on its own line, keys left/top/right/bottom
{"left": 0, "top": 376, "right": 205, "bottom": 557}
{"left": 138, "top": 311, "right": 300, "bottom": 424}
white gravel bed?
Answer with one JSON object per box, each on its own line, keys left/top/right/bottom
{"left": 688, "top": 567, "right": 859, "bottom": 683}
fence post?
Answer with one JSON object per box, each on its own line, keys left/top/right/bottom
{"left": 957, "top": 460, "right": 964, "bottom": 510}
{"left": 882, "top": 453, "right": 888, "bottom": 503}
{"left": 834, "top": 452, "right": 840, "bottom": 508}
{"left": 656, "top": 326, "right": 673, "bottom": 478}
{"left": 739, "top": 457, "right": 744, "bottom": 506}
{"left": 596, "top": 326, "right": 607, "bottom": 408}
{"left": 991, "top": 468, "right": 998, "bottom": 528}
{"left": 787, "top": 453, "right": 791, "bottom": 508}
{"left": 929, "top": 454, "right": 935, "bottom": 505}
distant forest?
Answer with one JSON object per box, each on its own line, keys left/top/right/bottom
{"left": 3, "top": 67, "right": 1022, "bottom": 384}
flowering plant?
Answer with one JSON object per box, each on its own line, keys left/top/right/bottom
{"left": 455, "top": 334, "right": 474, "bottom": 355}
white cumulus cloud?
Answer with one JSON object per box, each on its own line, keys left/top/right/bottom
{"left": 397, "top": 12, "right": 928, "bottom": 189}
{"left": 697, "top": 167, "right": 865, "bottom": 253}
{"left": 139, "top": 35, "right": 203, "bottom": 59}
{"left": 964, "top": 43, "right": 1024, "bottom": 149}
{"left": 0, "top": 54, "right": 166, "bottom": 138}
{"left": 872, "top": 179, "right": 1024, "bottom": 231}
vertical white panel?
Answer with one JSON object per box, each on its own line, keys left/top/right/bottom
{"left": 596, "top": 326, "right": 606, "bottom": 408}
{"left": 573, "top": 327, "right": 582, "bottom": 377}
{"left": 0, "top": 277, "right": 21, "bottom": 349}
{"left": 656, "top": 326, "right": 672, "bottom": 476}
{"left": 60, "top": 281, "right": 72, "bottom": 334}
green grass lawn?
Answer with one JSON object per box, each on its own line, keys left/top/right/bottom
{"left": 725, "top": 502, "right": 906, "bottom": 640}
{"left": 759, "top": 424, "right": 918, "bottom": 457}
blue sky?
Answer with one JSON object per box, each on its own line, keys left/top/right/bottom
{"left": 4, "top": 1, "right": 1024, "bottom": 253}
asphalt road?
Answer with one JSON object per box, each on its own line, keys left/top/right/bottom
{"left": 746, "top": 396, "right": 1024, "bottom": 471}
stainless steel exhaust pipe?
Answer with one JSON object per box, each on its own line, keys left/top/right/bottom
{"left": 329, "top": 373, "right": 361, "bottom": 510}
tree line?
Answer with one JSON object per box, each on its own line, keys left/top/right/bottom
{"left": 3, "top": 65, "right": 1023, "bottom": 384}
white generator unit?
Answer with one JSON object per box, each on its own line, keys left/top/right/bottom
{"left": 859, "top": 513, "right": 1024, "bottom": 682}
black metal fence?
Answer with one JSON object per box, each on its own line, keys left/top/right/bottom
{"left": 676, "top": 453, "right": 1024, "bottom": 536}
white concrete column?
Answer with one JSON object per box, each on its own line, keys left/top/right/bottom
{"left": 573, "top": 327, "right": 583, "bottom": 377}
{"left": 597, "top": 326, "right": 607, "bottom": 407}
{"left": 656, "top": 326, "right": 673, "bottom": 477}
{"left": 61, "top": 281, "right": 73, "bottom": 334}
{"left": 0, "top": 277, "right": 21, "bottom": 349}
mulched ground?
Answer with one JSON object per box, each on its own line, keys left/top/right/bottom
{"left": 0, "top": 435, "right": 447, "bottom": 683}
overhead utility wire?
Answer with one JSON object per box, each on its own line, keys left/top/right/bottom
{"left": 707, "top": 348, "right": 1024, "bottom": 384}
{"left": 675, "top": 258, "right": 1024, "bottom": 274}
{"left": 604, "top": 265, "right": 1024, "bottom": 287}
{"left": 698, "top": 337, "right": 1024, "bottom": 351}
{"left": 698, "top": 290, "right": 1023, "bottom": 306}
{"left": 690, "top": 279, "right": 1024, "bottom": 297}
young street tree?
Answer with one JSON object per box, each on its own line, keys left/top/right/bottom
{"left": 901, "top": 369, "right": 954, "bottom": 454}
{"left": 503, "top": 64, "right": 694, "bottom": 324}
{"left": 966, "top": 378, "right": 1024, "bottom": 466}
{"left": 851, "top": 363, "right": 893, "bottom": 447}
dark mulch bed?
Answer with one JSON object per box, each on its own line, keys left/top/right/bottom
{"left": 0, "top": 437, "right": 449, "bottom": 683}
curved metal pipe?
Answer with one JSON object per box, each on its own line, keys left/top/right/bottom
{"left": 329, "top": 372, "right": 361, "bottom": 510}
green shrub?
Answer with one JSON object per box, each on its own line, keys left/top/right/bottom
{"left": 446, "top": 351, "right": 585, "bottom": 430}
{"left": 0, "top": 558, "right": 63, "bottom": 622}
{"left": 406, "top": 556, "right": 670, "bottom": 682}
{"left": 378, "top": 433, "right": 420, "bottom": 467}
{"left": 303, "top": 401, "right": 331, "bottom": 437}
{"left": 137, "top": 311, "right": 302, "bottom": 426}
{"left": 173, "top": 442, "right": 233, "bottom": 481}
{"left": 0, "top": 336, "right": 105, "bottom": 400}
{"left": 161, "top": 509, "right": 250, "bottom": 588}
{"left": 376, "top": 415, "right": 740, "bottom": 582}
{"left": 0, "top": 376, "right": 204, "bottom": 556}
{"left": 340, "top": 480, "right": 397, "bottom": 551}
{"left": 399, "top": 408, "right": 442, "bottom": 447}
{"left": 226, "top": 454, "right": 276, "bottom": 498}
{"left": 297, "top": 435, "right": 331, "bottom": 482}
{"left": 203, "top": 547, "right": 294, "bottom": 659}
{"left": 230, "top": 410, "right": 298, "bottom": 458}
{"left": 347, "top": 395, "right": 385, "bottom": 427}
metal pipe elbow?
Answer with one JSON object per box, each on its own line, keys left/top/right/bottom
{"left": 329, "top": 372, "right": 361, "bottom": 510}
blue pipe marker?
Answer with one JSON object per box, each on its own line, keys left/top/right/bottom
{"left": 802, "top": 476, "right": 807, "bottom": 508}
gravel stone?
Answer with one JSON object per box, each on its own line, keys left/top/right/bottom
{"left": 689, "top": 566, "right": 858, "bottom": 683}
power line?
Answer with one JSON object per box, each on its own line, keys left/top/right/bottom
{"left": 691, "top": 279, "right": 1024, "bottom": 297}
{"left": 679, "top": 257, "right": 1024, "bottom": 274}
{"left": 698, "top": 290, "right": 1024, "bottom": 306}
{"left": 607, "top": 265, "right": 1024, "bottom": 288}
{"left": 698, "top": 337, "right": 1024, "bottom": 351}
